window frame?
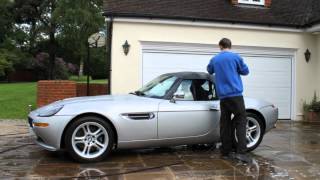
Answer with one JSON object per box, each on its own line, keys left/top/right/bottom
{"left": 238, "top": 0, "right": 265, "bottom": 6}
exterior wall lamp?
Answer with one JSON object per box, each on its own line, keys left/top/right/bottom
{"left": 304, "top": 49, "right": 311, "bottom": 63}
{"left": 123, "top": 40, "right": 130, "bottom": 56}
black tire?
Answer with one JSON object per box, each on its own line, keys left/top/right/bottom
{"left": 65, "top": 116, "right": 115, "bottom": 163}
{"left": 234, "top": 113, "right": 265, "bottom": 152}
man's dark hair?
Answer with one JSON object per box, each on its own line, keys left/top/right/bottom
{"left": 219, "top": 38, "right": 232, "bottom": 49}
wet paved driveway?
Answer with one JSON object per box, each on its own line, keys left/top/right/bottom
{"left": 1, "top": 120, "right": 320, "bottom": 179}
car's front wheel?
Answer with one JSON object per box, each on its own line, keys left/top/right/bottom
{"left": 245, "top": 113, "right": 264, "bottom": 151}
{"left": 65, "top": 116, "right": 115, "bottom": 163}
{"left": 234, "top": 113, "right": 265, "bottom": 152}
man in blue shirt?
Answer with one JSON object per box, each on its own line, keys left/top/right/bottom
{"left": 207, "top": 38, "right": 250, "bottom": 163}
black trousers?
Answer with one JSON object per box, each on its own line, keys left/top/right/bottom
{"left": 220, "top": 96, "right": 247, "bottom": 154}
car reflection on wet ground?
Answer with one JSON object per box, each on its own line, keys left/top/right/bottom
{"left": 0, "top": 120, "right": 320, "bottom": 179}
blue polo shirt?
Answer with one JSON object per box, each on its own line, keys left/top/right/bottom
{"left": 207, "top": 51, "right": 249, "bottom": 99}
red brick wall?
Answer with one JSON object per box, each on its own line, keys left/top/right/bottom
{"left": 231, "top": 0, "right": 238, "bottom": 5}
{"left": 76, "top": 84, "right": 108, "bottom": 96}
{"left": 265, "top": 0, "right": 272, "bottom": 7}
{"left": 37, "top": 81, "right": 109, "bottom": 107}
{"left": 37, "top": 81, "right": 77, "bottom": 107}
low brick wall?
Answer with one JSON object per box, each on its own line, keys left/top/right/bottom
{"left": 37, "top": 80, "right": 108, "bottom": 107}
{"left": 37, "top": 81, "right": 77, "bottom": 107}
{"left": 77, "top": 84, "right": 108, "bottom": 96}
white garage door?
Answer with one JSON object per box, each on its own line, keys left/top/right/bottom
{"left": 142, "top": 52, "right": 292, "bottom": 119}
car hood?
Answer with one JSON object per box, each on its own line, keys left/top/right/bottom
{"left": 58, "top": 94, "right": 143, "bottom": 105}
{"left": 31, "top": 94, "right": 154, "bottom": 115}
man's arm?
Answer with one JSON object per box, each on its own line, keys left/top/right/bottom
{"left": 207, "top": 58, "right": 215, "bottom": 75}
{"left": 238, "top": 56, "right": 249, "bottom": 76}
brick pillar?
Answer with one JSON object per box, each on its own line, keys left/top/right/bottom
{"left": 37, "top": 80, "right": 77, "bottom": 107}
{"left": 265, "top": 0, "right": 272, "bottom": 7}
{"left": 231, "top": 0, "right": 238, "bottom": 5}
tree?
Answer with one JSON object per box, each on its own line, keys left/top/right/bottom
{"left": 0, "top": 0, "right": 31, "bottom": 81}
{"left": 0, "top": 0, "right": 14, "bottom": 44}
{"left": 54, "top": 0, "right": 105, "bottom": 77}
{"left": 0, "top": 48, "right": 18, "bottom": 77}
{"left": 13, "top": 0, "right": 105, "bottom": 80}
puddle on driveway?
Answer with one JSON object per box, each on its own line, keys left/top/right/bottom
{"left": 1, "top": 121, "right": 320, "bottom": 179}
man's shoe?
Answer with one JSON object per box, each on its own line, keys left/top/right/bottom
{"left": 234, "top": 153, "right": 253, "bottom": 164}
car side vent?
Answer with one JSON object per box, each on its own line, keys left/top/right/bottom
{"left": 121, "top": 113, "right": 155, "bottom": 120}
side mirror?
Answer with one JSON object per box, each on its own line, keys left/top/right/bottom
{"left": 170, "top": 92, "right": 185, "bottom": 103}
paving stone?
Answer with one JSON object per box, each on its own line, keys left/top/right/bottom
{"left": 1, "top": 121, "right": 320, "bottom": 179}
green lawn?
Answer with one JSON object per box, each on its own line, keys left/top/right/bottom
{"left": 69, "top": 75, "right": 108, "bottom": 84}
{"left": 77, "top": 79, "right": 108, "bottom": 84}
{"left": 0, "top": 79, "right": 107, "bottom": 119}
{"left": 0, "top": 82, "right": 36, "bottom": 119}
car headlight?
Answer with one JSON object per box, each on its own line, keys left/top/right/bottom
{"left": 38, "top": 105, "right": 64, "bottom": 117}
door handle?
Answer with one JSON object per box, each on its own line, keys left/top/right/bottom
{"left": 210, "top": 105, "right": 220, "bottom": 111}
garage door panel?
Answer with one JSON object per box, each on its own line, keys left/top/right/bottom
{"left": 244, "top": 88, "right": 291, "bottom": 103}
{"left": 243, "top": 73, "right": 291, "bottom": 88}
{"left": 143, "top": 52, "right": 292, "bottom": 119}
{"left": 244, "top": 57, "right": 291, "bottom": 72}
{"left": 143, "top": 53, "right": 211, "bottom": 68}
{"left": 143, "top": 53, "right": 211, "bottom": 84}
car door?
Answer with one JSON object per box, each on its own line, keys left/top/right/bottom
{"left": 157, "top": 79, "right": 220, "bottom": 140}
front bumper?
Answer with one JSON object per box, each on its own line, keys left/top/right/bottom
{"left": 28, "top": 113, "right": 74, "bottom": 151}
{"left": 260, "top": 106, "right": 279, "bottom": 132}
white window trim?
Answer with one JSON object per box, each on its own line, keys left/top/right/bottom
{"left": 238, "top": 0, "right": 265, "bottom": 6}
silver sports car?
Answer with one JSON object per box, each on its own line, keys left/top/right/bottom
{"left": 28, "top": 72, "right": 278, "bottom": 162}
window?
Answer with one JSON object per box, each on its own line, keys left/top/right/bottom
{"left": 238, "top": 0, "right": 265, "bottom": 6}
{"left": 139, "top": 76, "right": 177, "bottom": 98}
{"left": 175, "top": 80, "right": 194, "bottom": 101}
{"left": 174, "top": 79, "right": 217, "bottom": 101}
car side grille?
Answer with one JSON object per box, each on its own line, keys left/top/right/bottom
{"left": 121, "top": 113, "right": 155, "bottom": 120}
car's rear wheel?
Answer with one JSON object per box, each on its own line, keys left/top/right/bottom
{"left": 65, "top": 116, "right": 114, "bottom": 163}
{"left": 234, "top": 113, "right": 265, "bottom": 152}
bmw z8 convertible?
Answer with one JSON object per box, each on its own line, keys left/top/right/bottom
{"left": 28, "top": 72, "right": 278, "bottom": 162}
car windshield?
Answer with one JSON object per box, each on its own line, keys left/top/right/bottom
{"left": 136, "top": 75, "right": 177, "bottom": 98}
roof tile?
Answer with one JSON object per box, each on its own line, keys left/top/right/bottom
{"left": 103, "top": 0, "right": 320, "bottom": 27}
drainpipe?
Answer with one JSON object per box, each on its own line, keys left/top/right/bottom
{"left": 106, "top": 17, "right": 113, "bottom": 94}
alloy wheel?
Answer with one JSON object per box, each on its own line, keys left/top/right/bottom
{"left": 71, "top": 122, "right": 109, "bottom": 159}
{"left": 246, "top": 117, "right": 261, "bottom": 148}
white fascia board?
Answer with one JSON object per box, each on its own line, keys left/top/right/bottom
{"left": 306, "top": 23, "right": 320, "bottom": 33}
{"left": 111, "top": 17, "right": 304, "bottom": 33}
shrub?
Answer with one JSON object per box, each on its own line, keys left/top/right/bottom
{"left": 33, "top": 52, "right": 78, "bottom": 80}
{"left": 303, "top": 92, "right": 320, "bottom": 112}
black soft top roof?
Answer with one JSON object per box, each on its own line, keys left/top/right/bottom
{"left": 163, "top": 72, "right": 213, "bottom": 80}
